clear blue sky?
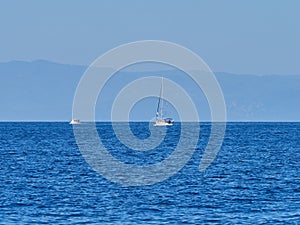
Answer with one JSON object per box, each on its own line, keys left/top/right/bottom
{"left": 0, "top": 0, "right": 299, "bottom": 74}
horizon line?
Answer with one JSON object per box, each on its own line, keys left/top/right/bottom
{"left": 0, "top": 120, "right": 299, "bottom": 123}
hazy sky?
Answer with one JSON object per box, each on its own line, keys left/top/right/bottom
{"left": 0, "top": 0, "right": 299, "bottom": 74}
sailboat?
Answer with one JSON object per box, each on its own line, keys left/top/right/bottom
{"left": 154, "top": 77, "right": 174, "bottom": 126}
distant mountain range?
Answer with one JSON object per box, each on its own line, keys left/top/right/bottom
{"left": 0, "top": 60, "right": 299, "bottom": 121}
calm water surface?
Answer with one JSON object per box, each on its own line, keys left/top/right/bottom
{"left": 0, "top": 122, "right": 299, "bottom": 224}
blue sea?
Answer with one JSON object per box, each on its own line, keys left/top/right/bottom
{"left": 0, "top": 122, "right": 299, "bottom": 224}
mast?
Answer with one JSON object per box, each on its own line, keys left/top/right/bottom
{"left": 161, "top": 77, "right": 163, "bottom": 119}
{"left": 156, "top": 76, "right": 164, "bottom": 120}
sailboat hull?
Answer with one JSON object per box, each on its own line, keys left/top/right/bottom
{"left": 154, "top": 119, "right": 174, "bottom": 126}
{"left": 70, "top": 119, "right": 80, "bottom": 124}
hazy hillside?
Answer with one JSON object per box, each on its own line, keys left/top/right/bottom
{"left": 0, "top": 60, "right": 85, "bottom": 121}
{"left": 0, "top": 60, "right": 299, "bottom": 121}
{"left": 216, "top": 73, "right": 300, "bottom": 121}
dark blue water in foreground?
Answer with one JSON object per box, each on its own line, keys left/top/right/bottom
{"left": 0, "top": 122, "right": 299, "bottom": 224}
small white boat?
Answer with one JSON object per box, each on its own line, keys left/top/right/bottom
{"left": 154, "top": 118, "right": 174, "bottom": 126}
{"left": 69, "top": 119, "right": 80, "bottom": 124}
{"left": 154, "top": 77, "right": 174, "bottom": 126}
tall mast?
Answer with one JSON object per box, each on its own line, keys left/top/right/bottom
{"left": 156, "top": 77, "right": 163, "bottom": 119}
{"left": 161, "top": 76, "right": 163, "bottom": 119}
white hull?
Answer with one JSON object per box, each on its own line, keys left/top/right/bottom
{"left": 154, "top": 119, "right": 174, "bottom": 126}
{"left": 154, "top": 123, "right": 173, "bottom": 126}
{"left": 70, "top": 119, "right": 80, "bottom": 124}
